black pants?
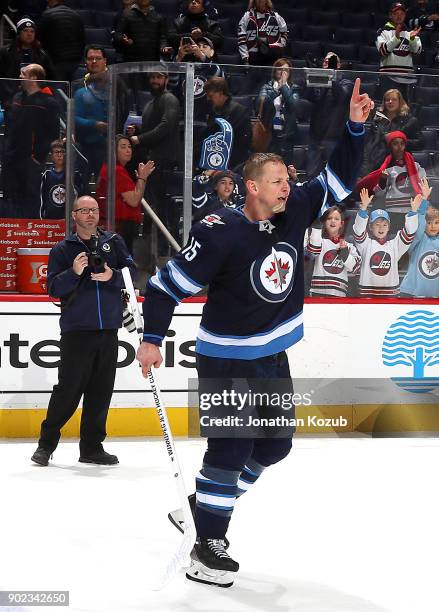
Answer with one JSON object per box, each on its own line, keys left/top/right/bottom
{"left": 38, "top": 329, "right": 118, "bottom": 454}
{"left": 3, "top": 157, "right": 43, "bottom": 218}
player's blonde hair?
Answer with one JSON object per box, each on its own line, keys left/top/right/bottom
{"left": 243, "top": 153, "right": 284, "bottom": 182}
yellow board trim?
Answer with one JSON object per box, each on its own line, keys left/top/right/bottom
{"left": 1, "top": 404, "right": 438, "bottom": 438}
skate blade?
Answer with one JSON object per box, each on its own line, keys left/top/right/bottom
{"left": 186, "top": 561, "right": 234, "bottom": 588}
{"left": 167, "top": 509, "right": 184, "bottom": 534}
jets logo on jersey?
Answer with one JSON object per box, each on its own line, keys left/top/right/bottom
{"left": 394, "top": 171, "right": 412, "bottom": 194}
{"left": 322, "top": 249, "right": 345, "bottom": 274}
{"left": 250, "top": 242, "right": 297, "bottom": 303}
{"left": 201, "top": 214, "right": 225, "bottom": 228}
{"left": 418, "top": 250, "right": 439, "bottom": 279}
{"left": 370, "top": 251, "right": 391, "bottom": 275}
{"left": 49, "top": 184, "right": 66, "bottom": 207}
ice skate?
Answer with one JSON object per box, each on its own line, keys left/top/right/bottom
{"left": 168, "top": 494, "right": 230, "bottom": 549}
{"left": 185, "top": 538, "right": 238, "bottom": 587}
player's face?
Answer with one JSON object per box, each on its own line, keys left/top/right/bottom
{"left": 390, "top": 137, "right": 405, "bottom": 161}
{"left": 117, "top": 138, "right": 133, "bottom": 165}
{"left": 370, "top": 219, "right": 390, "bottom": 240}
{"left": 425, "top": 216, "right": 439, "bottom": 237}
{"left": 324, "top": 210, "right": 343, "bottom": 237}
{"left": 215, "top": 177, "right": 234, "bottom": 200}
{"left": 255, "top": 162, "right": 290, "bottom": 214}
{"left": 384, "top": 92, "right": 399, "bottom": 114}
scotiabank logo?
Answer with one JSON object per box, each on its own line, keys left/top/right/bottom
{"left": 0, "top": 330, "right": 196, "bottom": 369}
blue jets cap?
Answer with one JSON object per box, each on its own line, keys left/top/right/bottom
{"left": 370, "top": 209, "right": 390, "bottom": 223}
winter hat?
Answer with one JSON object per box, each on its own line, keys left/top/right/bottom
{"left": 385, "top": 130, "right": 407, "bottom": 146}
{"left": 370, "top": 209, "right": 390, "bottom": 224}
{"left": 198, "top": 36, "right": 214, "bottom": 49}
{"left": 17, "top": 18, "right": 35, "bottom": 33}
{"left": 212, "top": 170, "right": 236, "bottom": 187}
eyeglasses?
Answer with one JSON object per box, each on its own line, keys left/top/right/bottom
{"left": 73, "top": 207, "right": 99, "bottom": 215}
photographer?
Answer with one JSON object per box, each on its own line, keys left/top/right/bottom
{"left": 31, "top": 196, "right": 136, "bottom": 467}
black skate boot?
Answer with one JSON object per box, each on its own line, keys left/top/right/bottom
{"left": 186, "top": 538, "right": 239, "bottom": 587}
{"left": 168, "top": 494, "right": 230, "bottom": 549}
{"left": 31, "top": 446, "right": 52, "bottom": 466}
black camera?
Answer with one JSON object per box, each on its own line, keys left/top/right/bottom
{"left": 88, "top": 234, "right": 105, "bottom": 273}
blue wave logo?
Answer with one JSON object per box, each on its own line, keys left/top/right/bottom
{"left": 382, "top": 310, "right": 439, "bottom": 393}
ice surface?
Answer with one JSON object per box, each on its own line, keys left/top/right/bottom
{"left": 1, "top": 436, "right": 438, "bottom": 612}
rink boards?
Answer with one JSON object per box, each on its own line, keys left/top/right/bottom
{"left": 0, "top": 296, "right": 438, "bottom": 437}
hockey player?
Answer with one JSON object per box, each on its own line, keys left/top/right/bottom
{"left": 136, "top": 79, "right": 374, "bottom": 587}
{"left": 353, "top": 187, "right": 419, "bottom": 297}
{"left": 400, "top": 178, "right": 439, "bottom": 297}
{"left": 307, "top": 205, "right": 361, "bottom": 297}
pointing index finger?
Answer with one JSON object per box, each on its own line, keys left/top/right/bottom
{"left": 352, "top": 77, "right": 361, "bottom": 99}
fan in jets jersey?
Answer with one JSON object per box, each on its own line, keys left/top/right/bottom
{"left": 353, "top": 194, "right": 419, "bottom": 298}
{"left": 307, "top": 228, "right": 361, "bottom": 298}
{"left": 142, "top": 120, "right": 366, "bottom": 358}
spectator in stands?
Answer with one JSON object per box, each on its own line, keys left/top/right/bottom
{"left": 202, "top": 76, "right": 252, "bottom": 170}
{"left": 356, "top": 130, "right": 426, "bottom": 213}
{"left": 400, "top": 177, "right": 439, "bottom": 297}
{"left": 256, "top": 58, "right": 299, "bottom": 164}
{"left": 376, "top": 2, "right": 422, "bottom": 101}
{"left": 73, "top": 45, "right": 129, "bottom": 137}
{"left": 3, "top": 63, "right": 59, "bottom": 218}
{"left": 74, "top": 54, "right": 109, "bottom": 188}
{"left": 130, "top": 66, "right": 181, "bottom": 257}
{"left": 238, "top": 0, "right": 288, "bottom": 66}
{"left": 0, "top": 17, "right": 54, "bottom": 112}
{"left": 171, "top": 35, "right": 223, "bottom": 120}
{"left": 112, "top": 0, "right": 136, "bottom": 57}
{"left": 353, "top": 186, "right": 419, "bottom": 298}
{"left": 114, "top": 0, "right": 172, "bottom": 63}
{"left": 192, "top": 169, "right": 245, "bottom": 222}
{"left": 306, "top": 206, "right": 361, "bottom": 297}
{"left": 361, "top": 88, "right": 419, "bottom": 175}
{"left": 304, "top": 52, "right": 354, "bottom": 177}
{"left": 40, "top": 139, "right": 85, "bottom": 220}
{"left": 96, "top": 135, "right": 155, "bottom": 255}
{"left": 168, "top": 0, "right": 223, "bottom": 53}
{"left": 37, "top": 0, "right": 85, "bottom": 82}
{"left": 406, "top": 0, "right": 439, "bottom": 32}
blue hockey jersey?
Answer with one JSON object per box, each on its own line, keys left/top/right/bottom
{"left": 142, "top": 121, "right": 365, "bottom": 360}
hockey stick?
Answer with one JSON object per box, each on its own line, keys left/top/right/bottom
{"left": 141, "top": 198, "right": 181, "bottom": 253}
{"left": 121, "top": 267, "right": 196, "bottom": 588}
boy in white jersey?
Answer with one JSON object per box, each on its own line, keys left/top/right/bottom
{"left": 353, "top": 187, "right": 419, "bottom": 297}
